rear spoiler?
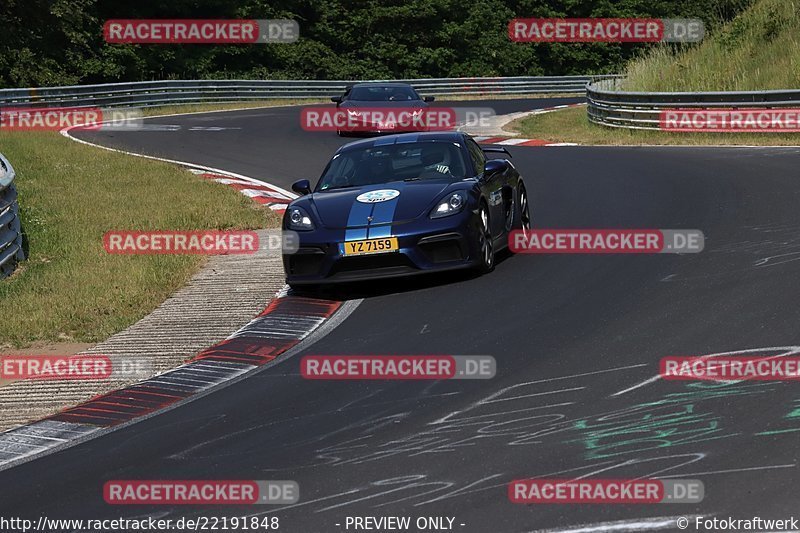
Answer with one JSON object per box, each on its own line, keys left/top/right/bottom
{"left": 481, "top": 146, "right": 512, "bottom": 158}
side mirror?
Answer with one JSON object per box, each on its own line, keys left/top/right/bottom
{"left": 423, "top": 96, "right": 435, "bottom": 102}
{"left": 330, "top": 96, "right": 342, "bottom": 103}
{"left": 483, "top": 159, "right": 509, "bottom": 176}
{"left": 291, "top": 179, "right": 312, "bottom": 195}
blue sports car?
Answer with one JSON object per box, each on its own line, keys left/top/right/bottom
{"left": 282, "top": 131, "right": 530, "bottom": 288}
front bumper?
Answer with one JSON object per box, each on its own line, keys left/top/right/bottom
{"left": 283, "top": 210, "right": 479, "bottom": 284}
{"left": 339, "top": 120, "right": 430, "bottom": 135}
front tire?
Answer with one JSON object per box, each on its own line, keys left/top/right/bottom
{"left": 513, "top": 183, "right": 531, "bottom": 232}
{"left": 474, "top": 204, "right": 495, "bottom": 274}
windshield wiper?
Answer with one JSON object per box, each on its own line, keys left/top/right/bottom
{"left": 404, "top": 175, "right": 461, "bottom": 181}
{"left": 321, "top": 184, "right": 358, "bottom": 191}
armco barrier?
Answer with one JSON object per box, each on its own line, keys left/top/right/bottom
{"left": 0, "top": 76, "right": 619, "bottom": 109}
{"left": 587, "top": 77, "right": 800, "bottom": 130}
{"left": 0, "top": 153, "right": 23, "bottom": 279}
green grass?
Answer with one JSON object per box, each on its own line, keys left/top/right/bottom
{"left": 510, "top": 105, "right": 800, "bottom": 145}
{"left": 623, "top": 0, "right": 800, "bottom": 91}
{"left": 519, "top": 0, "right": 800, "bottom": 144}
{"left": 0, "top": 130, "right": 276, "bottom": 348}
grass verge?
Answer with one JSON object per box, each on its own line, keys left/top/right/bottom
{"left": 623, "top": 0, "right": 800, "bottom": 91}
{"left": 0, "top": 130, "right": 275, "bottom": 348}
{"left": 510, "top": 105, "right": 800, "bottom": 146}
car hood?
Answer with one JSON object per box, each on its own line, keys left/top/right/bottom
{"left": 308, "top": 180, "right": 452, "bottom": 228}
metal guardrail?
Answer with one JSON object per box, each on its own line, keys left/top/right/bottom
{"left": 587, "top": 78, "right": 800, "bottom": 130}
{"left": 0, "top": 153, "right": 23, "bottom": 279}
{"left": 0, "top": 76, "right": 620, "bottom": 109}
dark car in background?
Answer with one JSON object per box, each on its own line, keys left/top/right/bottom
{"left": 282, "top": 131, "right": 530, "bottom": 288}
{"left": 330, "top": 82, "right": 435, "bottom": 136}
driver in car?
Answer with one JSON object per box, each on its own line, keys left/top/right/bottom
{"left": 389, "top": 89, "right": 410, "bottom": 101}
{"left": 350, "top": 154, "right": 393, "bottom": 186}
{"left": 420, "top": 144, "right": 452, "bottom": 176}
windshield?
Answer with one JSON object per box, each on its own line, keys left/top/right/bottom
{"left": 347, "top": 85, "right": 420, "bottom": 102}
{"left": 317, "top": 141, "right": 467, "bottom": 191}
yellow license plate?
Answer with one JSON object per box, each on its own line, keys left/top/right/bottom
{"left": 341, "top": 237, "right": 399, "bottom": 256}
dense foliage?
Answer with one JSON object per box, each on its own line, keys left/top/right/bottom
{"left": 0, "top": 0, "right": 751, "bottom": 88}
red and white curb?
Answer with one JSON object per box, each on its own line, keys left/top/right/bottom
{"left": 472, "top": 103, "right": 584, "bottom": 147}
{"left": 0, "top": 294, "right": 355, "bottom": 471}
{"left": 186, "top": 169, "right": 295, "bottom": 212}
{"left": 474, "top": 136, "right": 578, "bottom": 147}
{"left": 60, "top": 124, "right": 298, "bottom": 213}
{"left": 0, "top": 120, "right": 350, "bottom": 473}
{"left": 532, "top": 103, "right": 585, "bottom": 114}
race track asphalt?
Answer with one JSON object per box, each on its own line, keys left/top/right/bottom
{"left": 2, "top": 97, "right": 799, "bottom": 532}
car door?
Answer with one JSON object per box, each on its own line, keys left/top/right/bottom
{"left": 467, "top": 138, "right": 504, "bottom": 237}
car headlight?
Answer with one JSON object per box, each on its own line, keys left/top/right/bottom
{"left": 430, "top": 191, "right": 467, "bottom": 219}
{"left": 287, "top": 206, "right": 314, "bottom": 231}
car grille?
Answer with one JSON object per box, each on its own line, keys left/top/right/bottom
{"left": 286, "top": 249, "right": 326, "bottom": 276}
{"left": 418, "top": 234, "right": 466, "bottom": 263}
{"left": 330, "top": 253, "right": 414, "bottom": 275}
